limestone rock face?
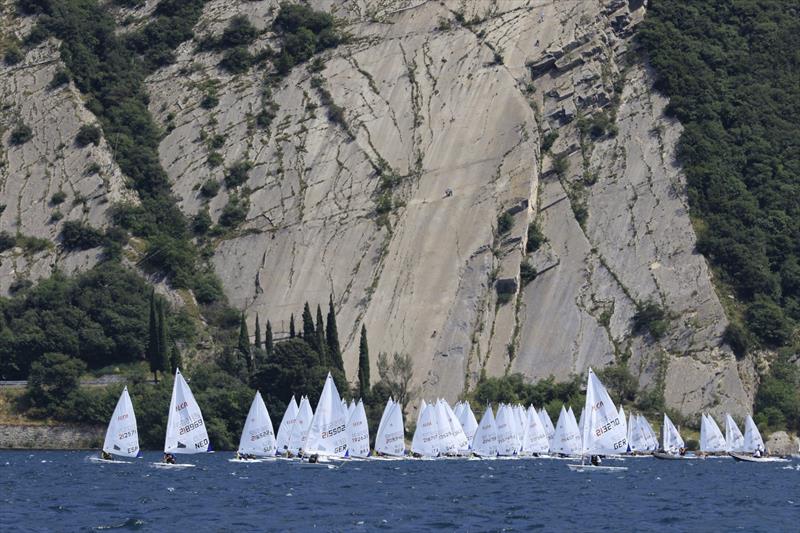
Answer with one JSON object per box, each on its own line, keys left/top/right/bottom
{"left": 0, "top": 24, "right": 135, "bottom": 293}
{"left": 0, "top": 0, "right": 757, "bottom": 417}
{"left": 765, "top": 431, "right": 799, "bottom": 457}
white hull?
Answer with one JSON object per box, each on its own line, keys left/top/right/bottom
{"left": 151, "top": 462, "right": 195, "bottom": 469}
{"left": 729, "top": 452, "right": 790, "bottom": 463}
{"left": 568, "top": 463, "right": 627, "bottom": 472}
{"left": 228, "top": 458, "right": 274, "bottom": 463}
{"left": 89, "top": 456, "right": 129, "bottom": 464}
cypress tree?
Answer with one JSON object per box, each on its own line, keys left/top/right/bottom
{"left": 156, "top": 299, "right": 169, "bottom": 378}
{"left": 254, "top": 313, "right": 262, "bottom": 349}
{"left": 358, "top": 325, "right": 370, "bottom": 397}
{"left": 238, "top": 312, "right": 251, "bottom": 369}
{"left": 145, "top": 290, "right": 161, "bottom": 382}
{"left": 289, "top": 313, "right": 296, "bottom": 338}
{"left": 302, "top": 302, "right": 315, "bottom": 347}
{"left": 315, "top": 304, "right": 327, "bottom": 365}
{"left": 169, "top": 344, "right": 182, "bottom": 374}
{"left": 326, "top": 294, "right": 344, "bottom": 371}
{"left": 265, "top": 320, "right": 274, "bottom": 356}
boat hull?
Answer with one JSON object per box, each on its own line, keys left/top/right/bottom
{"left": 653, "top": 452, "right": 691, "bottom": 460}
{"left": 729, "top": 452, "right": 789, "bottom": 463}
{"left": 567, "top": 463, "right": 627, "bottom": 472}
{"left": 151, "top": 462, "right": 195, "bottom": 469}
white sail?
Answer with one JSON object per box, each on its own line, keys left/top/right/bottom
{"left": 627, "top": 414, "right": 647, "bottom": 453}
{"left": 471, "top": 406, "right": 498, "bottom": 457}
{"left": 626, "top": 412, "right": 636, "bottom": 451}
{"left": 700, "top": 413, "right": 726, "bottom": 453}
{"left": 347, "top": 400, "right": 356, "bottom": 421}
{"left": 434, "top": 400, "right": 458, "bottom": 455}
{"left": 514, "top": 405, "right": 526, "bottom": 452}
{"left": 521, "top": 405, "right": 549, "bottom": 454}
{"left": 742, "top": 415, "right": 764, "bottom": 453}
{"left": 238, "top": 391, "right": 276, "bottom": 457}
{"left": 103, "top": 386, "right": 139, "bottom": 458}
{"left": 304, "top": 374, "right": 348, "bottom": 457}
{"left": 411, "top": 403, "right": 439, "bottom": 457}
{"left": 346, "top": 400, "right": 370, "bottom": 458}
{"left": 662, "top": 414, "right": 684, "bottom": 452}
{"left": 580, "top": 369, "right": 628, "bottom": 456}
{"left": 639, "top": 415, "right": 659, "bottom": 451}
{"left": 375, "top": 402, "right": 405, "bottom": 456}
{"left": 539, "top": 408, "right": 555, "bottom": 448}
{"left": 379, "top": 397, "right": 394, "bottom": 431}
{"left": 495, "top": 404, "right": 520, "bottom": 456}
{"left": 724, "top": 414, "right": 745, "bottom": 452}
{"left": 416, "top": 399, "right": 427, "bottom": 427}
{"left": 288, "top": 396, "right": 314, "bottom": 454}
{"left": 454, "top": 401, "right": 465, "bottom": 421}
{"left": 568, "top": 407, "right": 582, "bottom": 450}
{"left": 164, "top": 368, "right": 210, "bottom": 454}
{"left": 458, "top": 403, "right": 479, "bottom": 447}
{"left": 576, "top": 406, "right": 584, "bottom": 444}
{"left": 552, "top": 406, "right": 582, "bottom": 456}
{"left": 443, "top": 400, "right": 469, "bottom": 452}
{"left": 275, "top": 396, "right": 298, "bottom": 454}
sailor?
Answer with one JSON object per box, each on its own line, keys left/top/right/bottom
{"left": 754, "top": 444, "right": 763, "bottom": 458}
{"left": 162, "top": 453, "right": 176, "bottom": 464}
{"left": 101, "top": 450, "right": 113, "bottom": 461}
{"left": 590, "top": 455, "right": 601, "bottom": 466}
{"left": 308, "top": 454, "right": 319, "bottom": 464}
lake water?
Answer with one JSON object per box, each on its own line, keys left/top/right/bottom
{"left": 1, "top": 451, "right": 798, "bottom": 531}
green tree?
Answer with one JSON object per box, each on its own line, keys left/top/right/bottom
{"left": 254, "top": 313, "right": 262, "bottom": 350}
{"left": 315, "top": 304, "right": 327, "bottom": 365}
{"left": 146, "top": 291, "right": 164, "bottom": 382}
{"left": 326, "top": 295, "right": 344, "bottom": 371}
{"left": 156, "top": 299, "right": 169, "bottom": 378}
{"left": 265, "top": 320, "right": 274, "bottom": 357}
{"left": 376, "top": 352, "right": 417, "bottom": 416}
{"left": 302, "top": 302, "right": 316, "bottom": 349}
{"left": 289, "top": 314, "right": 296, "bottom": 338}
{"left": 238, "top": 312, "right": 251, "bottom": 368}
{"left": 358, "top": 325, "right": 370, "bottom": 398}
{"left": 27, "top": 353, "right": 86, "bottom": 414}
{"left": 169, "top": 344, "right": 182, "bottom": 374}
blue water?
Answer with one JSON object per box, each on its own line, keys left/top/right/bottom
{"left": 1, "top": 451, "right": 798, "bottom": 532}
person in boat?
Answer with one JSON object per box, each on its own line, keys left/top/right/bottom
{"left": 308, "top": 454, "right": 319, "bottom": 464}
{"left": 679, "top": 447, "right": 687, "bottom": 456}
{"left": 411, "top": 452, "right": 422, "bottom": 458}
{"left": 590, "top": 455, "right": 602, "bottom": 466}
{"left": 101, "top": 450, "right": 113, "bottom": 461}
{"left": 162, "top": 453, "right": 176, "bottom": 465}
{"left": 754, "top": 444, "right": 764, "bottom": 458}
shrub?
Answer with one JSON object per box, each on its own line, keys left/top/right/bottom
{"left": 49, "top": 68, "right": 70, "bottom": 89}
{"left": 192, "top": 209, "right": 212, "bottom": 235}
{"left": 75, "top": 124, "right": 102, "bottom": 146}
{"left": 375, "top": 193, "right": 392, "bottom": 215}
{"left": 201, "top": 92, "right": 219, "bottom": 109}
{"left": 540, "top": 131, "right": 559, "bottom": 152}
{"left": 552, "top": 153, "right": 568, "bottom": 178}
{"left": 4, "top": 45, "right": 23, "bottom": 65}
{"left": 50, "top": 190, "right": 67, "bottom": 205}
{"left": 526, "top": 222, "right": 545, "bottom": 253}
{"left": 27, "top": 353, "right": 86, "bottom": 413}
{"left": 9, "top": 123, "right": 33, "bottom": 146}
{"left": 0, "top": 232, "right": 16, "bottom": 252}
{"left": 747, "top": 296, "right": 792, "bottom": 347}
{"left": 632, "top": 301, "right": 669, "bottom": 340}
{"left": 49, "top": 210, "right": 64, "bottom": 223}
{"left": 16, "top": 235, "right": 51, "bottom": 254}
{"left": 219, "top": 195, "right": 249, "bottom": 228}
{"left": 200, "top": 179, "right": 221, "bottom": 198}
{"left": 219, "top": 46, "right": 253, "bottom": 74}
{"left": 224, "top": 160, "right": 253, "bottom": 188}
{"left": 723, "top": 322, "right": 751, "bottom": 359}
{"left": 272, "top": 3, "right": 342, "bottom": 75}
{"left": 207, "top": 151, "right": 223, "bottom": 167}
{"left": 520, "top": 261, "right": 537, "bottom": 286}
{"left": 497, "top": 211, "right": 513, "bottom": 234}
{"left": 219, "top": 15, "right": 259, "bottom": 48}
{"left": 192, "top": 271, "right": 224, "bottom": 304}
{"left": 60, "top": 221, "right": 104, "bottom": 251}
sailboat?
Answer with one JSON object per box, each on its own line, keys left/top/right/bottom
{"left": 374, "top": 401, "right": 405, "bottom": 458}
{"left": 699, "top": 413, "right": 727, "bottom": 457}
{"left": 411, "top": 402, "right": 440, "bottom": 458}
{"left": 520, "top": 405, "right": 549, "bottom": 456}
{"left": 443, "top": 400, "right": 469, "bottom": 454}
{"left": 346, "top": 399, "right": 370, "bottom": 458}
{"left": 495, "top": 404, "right": 520, "bottom": 457}
{"left": 303, "top": 373, "right": 348, "bottom": 460}
{"left": 231, "top": 391, "right": 276, "bottom": 462}
{"left": 653, "top": 413, "right": 688, "bottom": 460}
{"left": 551, "top": 406, "right": 581, "bottom": 457}
{"left": 155, "top": 368, "right": 211, "bottom": 468}
{"left": 730, "top": 415, "right": 787, "bottom": 462}
{"left": 538, "top": 408, "right": 555, "bottom": 449}
{"left": 568, "top": 369, "right": 628, "bottom": 472}
{"left": 275, "top": 396, "right": 298, "bottom": 456}
{"left": 287, "top": 395, "right": 313, "bottom": 456}
{"left": 458, "top": 402, "right": 479, "bottom": 448}
{"left": 724, "top": 414, "right": 745, "bottom": 452}
{"left": 470, "top": 405, "right": 498, "bottom": 458}
{"left": 95, "top": 386, "right": 139, "bottom": 463}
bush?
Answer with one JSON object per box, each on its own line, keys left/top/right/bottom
{"left": 272, "top": 3, "right": 342, "bottom": 75}
{"left": 723, "top": 322, "right": 751, "bottom": 359}
{"left": 192, "top": 271, "right": 224, "bottom": 304}
{"left": 540, "top": 131, "right": 558, "bottom": 152}
{"left": 224, "top": 160, "right": 253, "bottom": 188}
{"left": 520, "top": 261, "right": 537, "bottom": 286}
{"left": 219, "top": 15, "right": 259, "bottom": 48}
{"left": 75, "top": 124, "right": 102, "bottom": 146}
{"left": 16, "top": 235, "right": 50, "bottom": 254}
{"left": 49, "top": 68, "right": 70, "bottom": 89}
{"left": 219, "top": 195, "right": 249, "bottom": 228}
{"left": 747, "top": 296, "right": 792, "bottom": 347}
{"left": 27, "top": 353, "right": 86, "bottom": 415}
{"left": 9, "top": 123, "right": 33, "bottom": 146}
{"left": 60, "top": 221, "right": 104, "bottom": 251}
{"left": 632, "top": 301, "right": 669, "bottom": 340}
{"left": 755, "top": 351, "right": 799, "bottom": 432}
{"left": 207, "top": 151, "right": 224, "bottom": 167}
{"left": 497, "top": 211, "right": 513, "bottom": 234}
{"left": 526, "top": 222, "right": 545, "bottom": 253}
{"left": 0, "top": 232, "right": 16, "bottom": 252}
{"left": 4, "top": 46, "right": 23, "bottom": 65}
{"left": 200, "top": 179, "right": 221, "bottom": 198}
{"left": 50, "top": 190, "right": 67, "bottom": 205}
{"left": 552, "top": 153, "right": 568, "bottom": 178}
{"left": 201, "top": 92, "right": 219, "bottom": 109}
{"left": 219, "top": 46, "right": 253, "bottom": 74}
{"left": 376, "top": 193, "right": 392, "bottom": 215}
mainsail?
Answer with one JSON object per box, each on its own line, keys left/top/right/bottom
{"left": 346, "top": 399, "right": 370, "bottom": 458}
{"left": 375, "top": 402, "right": 405, "bottom": 456}
{"left": 724, "top": 414, "right": 745, "bottom": 452}
{"left": 411, "top": 402, "right": 439, "bottom": 457}
{"left": 495, "top": 404, "right": 521, "bottom": 456}
{"left": 102, "top": 386, "right": 139, "bottom": 458}
{"left": 521, "top": 405, "right": 549, "bottom": 454}
{"left": 580, "top": 369, "right": 628, "bottom": 456}
{"left": 288, "top": 396, "right": 313, "bottom": 454}
{"left": 275, "top": 396, "right": 298, "bottom": 454}
{"left": 164, "top": 368, "right": 211, "bottom": 454}
{"left": 742, "top": 415, "right": 765, "bottom": 453}
{"left": 471, "top": 406, "right": 498, "bottom": 457}
{"left": 434, "top": 400, "right": 458, "bottom": 455}
{"left": 458, "top": 403, "right": 479, "bottom": 447}
{"left": 237, "top": 391, "right": 276, "bottom": 457}
{"left": 443, "top": 401, "right": 469, "bottom": 452}
{"left": 539, "top": 408, "right": 555, "bottom": 448}
{"left": 700, "top": 413, "right": 726, "bottom": 453}
{"left": 304, "top": 373, "right": 348, "bottom": 457}
{"left": 662, "top": 414, "right": 684, "bottom": 452}
{"left": 552, "top": 406, "right": 581, "bottom": 456}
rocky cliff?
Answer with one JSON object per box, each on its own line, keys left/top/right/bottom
{"left": 0, "top": 0, "right": 755, "bottom": 418}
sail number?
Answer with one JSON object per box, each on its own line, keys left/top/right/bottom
{"left": 321, "top": 424, "right": 345, "bottom": 438}
{"left": 117, "top": 429, "right": 137, "bottom": 440}
{"left": 195, "top": 438, "right": 208, "bottom": 449}
{"left": 250, "top": 430, "right": 273, "bottom": 441}
{"left": 594, "top": 417, "right": 620, "bottom": 437}
{"left": 179, "top": 418, "right": 205, "bottom": 435}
